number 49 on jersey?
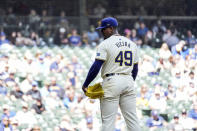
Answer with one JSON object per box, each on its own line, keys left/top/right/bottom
{"left": 115, "top": 51, "right": 133, "bottom": 66}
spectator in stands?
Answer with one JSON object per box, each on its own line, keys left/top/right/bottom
{"left": 136, "top": 6, "right": 147, "bottom": 16}
{"left": 190, "top": 44, "right": 197, "bottom": 60}
{"left": 130, "top": 29, "right": 142, "bottom": 47}
{"left": 49, "top": 77, "right": 64, "bottom": 99}
{"left": 0, "top": 79, "right": 7, "bottom": 96}
{"left": 152, "top": 20, "right": 166, "bottom": 39}
{"left": 171, "top": 40, "right": 189, "bottom": 59}
{"left": 32, "top": 99, "right": 45, "bottom": 114}
{"left": 175, "top": 85, "right": 189, "bottom": 102}
{"left": 15, "top": 32, "right": 36, "bottom": 46}
{"left": 179, "top": 109, "right": 195, "bottom": 130}
{"left": 82, "top": 31, "right": 89, "bottom": 46}
{"left": 0, "top": 117, "right": 13, "bottom": 131}
{"left": 87, "top": 25, "right": 99, "bottom": 47}
{"left": 50, "top": 54, "right": 62, "bottom": 72}
{"left": 83, "top": 99, "right": 98, "bottom": 113}
{"left": 83, "top": 117, "right": 94, "bottom": 131}
{"left": 30, "top": 31, "right": 40, "bottom": 46}
{"left": 59, "top": 11, "right": 69, "bottom": 32}
{"left": 40, "top": 9, "right": 50, "bottom": 27}
{"left": 59, "top": 115, "right": 75, "bottom": 131}
{"left": 9, "top": 32, "right": 16, "bottom": 45}
{"left": 188, "top": 103, "right": 197, "bottom": 120}
{"left": 124, "top": 28, "right": 131, "bottom": 39}
{"left": 185, "top": 30, "right": 196, "bottom": 48}
{"left": 93, "top": 4, "right": 106, "bottom": 17}
{"left": 73, "top": 93, "right": 85, "bottom": 115}
{"left": 155, "top": 58, "right": 169, "bottom": 72}
{"left": 162, "top": 30, "right": 171, "bottom": 43}
{"left": 78, "top": 111, "right": 100, "bottom": 131}
{"left": 54, "top": 27, "right": 68, "bottom": 45}
{"left": 40, "top": 81, "right": 50, "bottom": 98}
{"left": 15, "top": 102, "right": 37, "bottom": 127}
{"left": 146, "top": 110, "right": 166, "bottom": 129}
{"left": 10, "top": 84, "right": 24, "bottom": 100}
{"left": 26, "top": 81, "right": 41, "bottom": 100}
{"left": 137, "top": 84, "right": 152, "bottom": 100}
{"left": 71, "top": 55, "right": 82, "bottom": 74}
{"left": 187, "top": 82, "right": 197, "bottom": 101}
{"left": 15, "top": 32, "right": 25, "bottom": 46}
{"left": 149, "top": 87, "right": 167, "bottom": 113}
{"left": 164, "top": 84, "right": 176, "bottom": 100}
{"left": 0, "top": 32, "right": 10, "bottom": 46}
{"left": 28, "top": 9, "right": 40, "bottom": 31}
{"left": 20, "top": 74, "right": 34, "bottom": 93}
{"left": 6, "top": 7, "right": 16, "bottom": 25}
{"left": 139, "top": 55, "right": 155, "bottom": 76}
{"left": 4, "top": 71, "right": 16, "bottom": 87}
{"left": 137, "top": 22, "right": 148, "bottom": 39}
{"left": 68, "top": 29, "right": 82, "bottom": 46}
{"left": 186, "top": 71, "right": 196, "bottom": 86}
{"left": 162, "top": 29, "right": 179, "bottom": 49}
{"left": 45, "top": 92, "right": 62, "bottom": 110}
{"left": 188, "top": 103, "right": 197, "bottom": 129}
{"left": 63, "top": 89, "right": 77, "bottom": 109}
{"left": 10, "top": 118, "right": 19, "bottom": 131}
{"left": 171, "top": 68, "right": 186, "bottom": 88}
{"left": 144, "top": 30, "right": 154, "bottom": 46}
{"left": 168, "top": 114, "right": 184, "bottom": 131}
{"left": 159, "top": 43, "right": 172, "bottom": 60}
{"left": 35, "top": 55, "right": 48, "bottom": 74}
{"left": 66, "top": 72, "right": 77, "bottom": 87}
{"left": 136, "top": 91, "right": 149, "bottom": 109}
{"left": 1, "top": 105, "right": 16, "bottom": 120}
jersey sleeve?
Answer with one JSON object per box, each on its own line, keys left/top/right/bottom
{"left": 133, "top": 44, "right": 139, "bottom": 64}
{"left": 95, "top": 43, "right": 107, "bottom": 61}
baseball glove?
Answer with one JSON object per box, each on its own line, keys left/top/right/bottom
{"left": 85, "top": 83, "right": 104, "bottom": 99}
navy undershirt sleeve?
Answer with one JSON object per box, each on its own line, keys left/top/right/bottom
{"left": 132, "top": 63, "right": 138, "bottom": 80}
{"left": 82, "top": 59, "right": 104, "bottom": 87}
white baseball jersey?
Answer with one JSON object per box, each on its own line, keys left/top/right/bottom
{"left": 95, "top": 35, "right": 139, "bottom": 78}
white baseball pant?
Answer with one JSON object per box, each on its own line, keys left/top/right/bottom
{"left": 100, "top": 75, "right": 140, "bottom": 131}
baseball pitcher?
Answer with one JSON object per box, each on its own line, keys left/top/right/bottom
{"left": 82, "top": 17, "right": 140, "bottom": 131}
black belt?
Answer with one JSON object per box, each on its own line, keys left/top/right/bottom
{"left": 105, "top": 73, "right": 125, "bottom": 77}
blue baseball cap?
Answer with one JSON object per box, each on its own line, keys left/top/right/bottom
{"left": 96, "top": 17, "right": 118, "bottom": 30}
{"left": 151, "top": 110, "right": 158, "bottom": 116}
{"left": 32, "top": 81, "right": 38, "bottom": 86}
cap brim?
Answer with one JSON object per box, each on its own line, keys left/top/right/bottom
{"left": 96, "top": 26, "right": 106, "bottom": 30}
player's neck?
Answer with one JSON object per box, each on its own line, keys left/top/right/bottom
{"left": 104, "top": 30, "right": 119, "bottom": 39}
{"left": 113, "top": 30, "right": 119, "bottom": 36}
{"left": 113, "top": 34, "right": 120, "bottom": 36}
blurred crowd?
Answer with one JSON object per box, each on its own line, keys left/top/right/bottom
{"left": 0, "top": 39, "right": 196, "bottom": 131}
{"left": 0, "top": 7, "right": 197, "bottom": 49}
{"left": 0, "top": 6, "right": 197, "bottom": 49}
{"left": 0, "top": 48, "right": 104, "bottom": 130}
{"left": 1, "top": 0, "right": 197, "bottom": 16}
{"left": 136, "top": 40, "right": 197, "bottom": 130}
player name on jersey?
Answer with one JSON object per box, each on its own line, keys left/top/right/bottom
{"left": 115, "top": 41, "right": 131, "bottom": 48}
